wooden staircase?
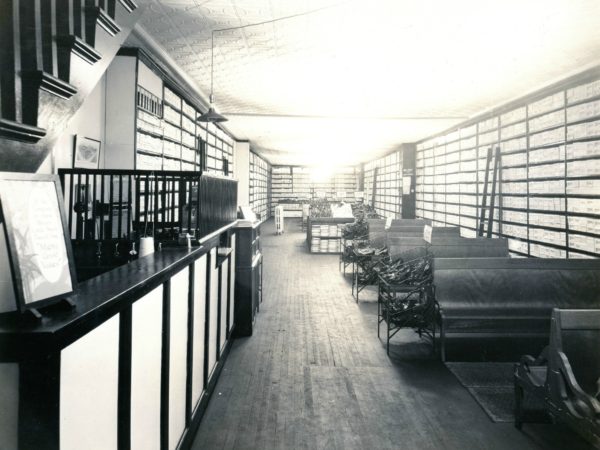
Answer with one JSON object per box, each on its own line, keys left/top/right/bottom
{"left": 0, "top": 0, "right": 146, "bottom": 172}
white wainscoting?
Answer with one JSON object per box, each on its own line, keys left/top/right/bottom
{"left": 60, "top": 314, "right": 120, "bottom": 450}
{"left": 207, "top": 248, "right": 219, "bottom": 379}
{"left": 219, "top": 259, "right": 228, "bottom": 353}
{"left": 192, "top": 255, "right": 207, "bottom": 410}
{"left": 168, "top": 268, "right": 189, "bottom": 450}
{"left": 131, "top": 287, "right": 163, "bottom": 450}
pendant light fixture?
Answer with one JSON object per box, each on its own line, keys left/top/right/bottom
{"left": 197, "top": 32, "right": 228, "bottom": 123}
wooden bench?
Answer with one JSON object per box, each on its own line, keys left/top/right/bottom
{"left": 428, "top": 237, "right": 509, "bottom": 258}
{"left": 427, "top": 226, "right": 461, "bottom": 238}
{"left": 367, "top": 218, "right": 387, "bottom": 247}
{"left": 386, "top": 236, "right": 508, "bottom": 259}
{"left": 389, "top": 219, "right": 429, "bottom": 227}
{"left": 434, "top": 258, "right": 600, "bottom": 361}
{"left": 378, "top": 238, "right": 509, "bottom": 353}
{"left": 515, "top": 308, "right": 600, "bottom": 447}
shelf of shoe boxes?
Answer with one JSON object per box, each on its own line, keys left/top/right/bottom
{"left": 310, "top": 222, "right": 343, "bottom": 253}
{"left": 250, "top": 152, "right": 271, "bottom": 220}
{"left": 271, "top": 166, "right": 297, "bottom": 217}
{"left": 201, "top": 122, "right": 234, "bottom": 176}
{"left": 136, "top": 85, "right": 235, "bottom": 221}
{"left": 135, "top": 85, "right": 193, "bottom": 221}
{"left": 415, "top": 77, "right": 600, "bottom": 258}
{"left": 309, "top": 168, "right": 358, "bottom": 254}
{"left": 363, "top": 151, "right": 403, "bottom": 219}
{"left": 270, "top": 166, "right": 357, "bottom": 219}
{"left": 136, "top": 85, "right": 198, "bottom": 172}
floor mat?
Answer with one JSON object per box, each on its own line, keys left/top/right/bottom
{"left": 445, "top": 362, "right": 518, "bottom": 423}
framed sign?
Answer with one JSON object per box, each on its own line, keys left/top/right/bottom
{"left": 73, "top": 135, "right": 101, "bottom": 169}
{"left": 423, "top": 224, "right": 433, "bottom": 243}
{"left": 0, "top": 173, "right": 77, "bottom": 312}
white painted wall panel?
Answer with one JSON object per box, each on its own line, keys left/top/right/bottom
{"left": 169, "top": 269, "right": 189, "bottom": 450}
{"left": 192, "top": 256, "right": 207, "bottom": 409}
{"left": 60, "top": 315, "right": 119, "bottom": 450}
{"left": 208, "top": 248, "right": 219, "bottom": 378}
{"left": 219, "top": 259, "right": 228, "bottom": 353}
{"left": 131, "top": 287, "right": 163, "bottom": 450}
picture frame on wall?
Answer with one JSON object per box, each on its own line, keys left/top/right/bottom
{"left": 73, "top": 135, "right": 101, "bottom": 169}
{"left": 0, "top": 173, "right": 77, "bottom": 314}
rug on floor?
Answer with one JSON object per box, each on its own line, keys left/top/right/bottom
{"left": 445, "top": 362, "right": 524, "bottom": 423}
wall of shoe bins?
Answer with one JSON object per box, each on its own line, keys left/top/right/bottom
{"left": 136, "top": 83, "right": 234, "bottom": 175}
{"left": 411, "top": 76, "right": 600, "bottom": 258}
{"left": 363, "top": 150, "right": 403, "bottom": 219}
{"left": 134, "top": 57, "right": 599, "bottom": 259}
{"left": 270, "top": 166, "right": 358, "bottom": 217}
{"left": 249, "top": 151, "right": 271, "bottom": 220}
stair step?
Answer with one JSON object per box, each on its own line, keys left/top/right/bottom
{"left": 119, "top": 0, "right": 138, "bottom": 13}
{"left": 57, "top": 35, "right": 102, "bottom": 65}
{"left": 87, "top": 6, "right": 121, "bottom": 38}
{"left": 21, "top": 71, "right": 78, "bottom": 100}
{"left": 0, "top": 119, "right": 46, "bottom": 143}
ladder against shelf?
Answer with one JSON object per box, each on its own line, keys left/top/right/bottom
{"left": 413, "top": 72, "right": 600, "bottom": 258}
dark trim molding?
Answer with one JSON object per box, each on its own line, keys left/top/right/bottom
{"left": 226, "top": 253, "right": 232, "bottom": 339}
{"left": 88, "top": 6, "right": 121, "bottom": 36}
{"left": 0, "top": 119, "right": 46, "bottom": 143}
{"left": 19, "top": 352, "right": 61, "bottom": 450}
{"left": 160, "top": 280, "right": 171, "bottom": 450}
{"left": 216, "top": 263, "right": 222, "bottom": 360}
{"left": 21, "top": 70, "right": 77, "bottom": 99}
{"left": 56, "top": 35, "right": 102, "bottom": 64}
{"left": 119, "top": 0, "right": 138, "bottom": 13}
{"left": 203, "top": 251, "right": 211, "bottom": 389}
{"left": 185, "top": 263, "right": 195, "bottom": 427}
{"left": 118, "top": 307, "right": 133, "bottom": 450}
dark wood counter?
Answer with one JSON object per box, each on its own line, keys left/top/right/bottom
{"left": 0, "top": 220, "right": 240, "bottom": 450}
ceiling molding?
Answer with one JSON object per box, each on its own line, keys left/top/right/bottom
{"left": 222, "top": 112, "right": 469, "bottom": 121}
{"left": 129, "top": 24, "right": 238, "bottom": 139}
{"left": 416, "top": 62, "right": 600, "bottom": 145}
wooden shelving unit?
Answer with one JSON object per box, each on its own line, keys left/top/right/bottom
{"left": 249, "top": 151, "right": 271, "bottom": 220}
{"left": 105, "top": 49, "right": 234, "bottom": 176}
{"left": 415, "top": 76, "right": 600, "bottom": 258}
{"left": 364, "top": 150, "right": 403, "bottom": 218}
{"left": 137, "top": 84, "right": 233, "bottom": 174}
{"left": 271, "top": 166, "right": 358, "bottom": 217}
{"left": 307, "top": 217, "right": 355, "bottom": 254}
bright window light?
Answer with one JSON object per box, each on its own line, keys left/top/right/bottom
{"left": 310, "top": 165, "right": 333, "bottom": 182}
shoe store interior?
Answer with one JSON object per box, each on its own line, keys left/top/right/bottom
{"left": 0, "top": 1, "right": 599, "bottom": 449}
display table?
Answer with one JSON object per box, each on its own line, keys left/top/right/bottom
{"left": 274, "top": 199, "right": 308, "bottom": 218}
{"left": 307, "top": 217, "right": 355, "bottom": 254}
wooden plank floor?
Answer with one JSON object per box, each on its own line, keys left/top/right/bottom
{"left": 192, "top": 219, "right": 593, "bottom": 450}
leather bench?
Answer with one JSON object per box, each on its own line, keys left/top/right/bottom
{"left": 434, "top": 258, "right": 600, "bottom": 361}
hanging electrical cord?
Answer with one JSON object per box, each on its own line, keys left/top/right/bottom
{"left": 197, "top": 0, "right": 358, "bottom": 122}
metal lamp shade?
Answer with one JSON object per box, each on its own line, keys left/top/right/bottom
{"left": 197, "top": 107, "right": 228, "bottom": 123}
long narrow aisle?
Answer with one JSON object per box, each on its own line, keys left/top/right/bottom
{"left": 192, "top": 219, "right": 588, "bottom": 450}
